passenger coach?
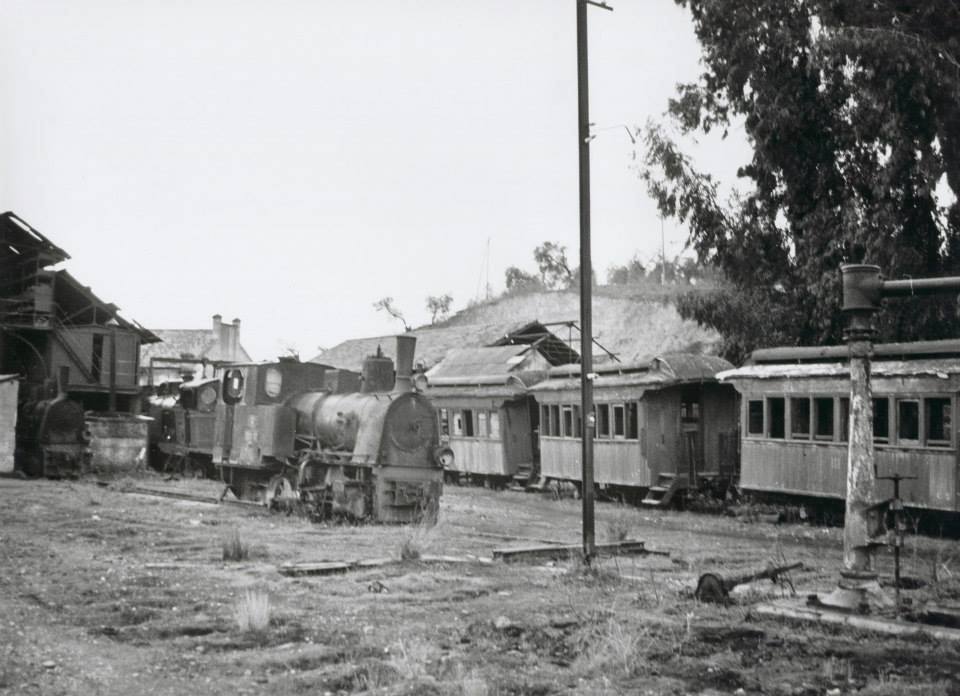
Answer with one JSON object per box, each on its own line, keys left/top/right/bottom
{"left": 529, "top": 353, "right": 738, "bottom": 504}
{"left": 424, "top": 345, "right": 547, "bottom": 486}
{"left": 719, "top": 340, "right": 960, "bottom": 513}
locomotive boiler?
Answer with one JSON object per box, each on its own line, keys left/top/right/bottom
{"left": 214, "top": 336, "right": 447, "bottom": 523}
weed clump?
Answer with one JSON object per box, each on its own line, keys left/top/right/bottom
{"left": 388, "top": 636, "right": 437, "bottom": 679}
{"left": 397, "top": 521, "right": 439, "bottom": 561}
{"left": 575, "top": 617, "right": 651, "bottom": 677}
{"left": 234, "top": 589, "right": 271, "bottom": 633}
{"left": 222, "top": 528, "right": 249, "bottom": 562}
{"left": 604, "top": 506, "right": 636, "bottom": 542}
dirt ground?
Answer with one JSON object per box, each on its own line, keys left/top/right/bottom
{"left": 2, "top": 474, "right": 960, "bottom": 696}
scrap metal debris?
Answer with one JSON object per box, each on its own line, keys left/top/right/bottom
{"left": 695, "top": 562, "right": 803, "bottom": 603}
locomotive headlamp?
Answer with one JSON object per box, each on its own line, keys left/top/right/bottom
{"left": 433, "top": 445, "right": 455, "bottom": 468}
{"left": 412, "top": 372, "right": 429, "bottom": 392}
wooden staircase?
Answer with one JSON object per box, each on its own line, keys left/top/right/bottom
{"left": 641, "top": 473, "right": 689, "bottom": 508}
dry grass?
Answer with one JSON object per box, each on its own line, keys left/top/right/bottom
{"left": 458, "top": 673, "right": 490, "bottom": 696}
{"left": 222, "top": 528, "right": 250, "bottom": 562}
{"left": 397, "top": 521, "right": 440, "bottom": 561}
{"left": 603, "top": 505, "right": 636, "bottom": 542}
{"left": 575, "top": 617, "right": 652, "bottom": 677}
{"left": 387, "top": 636, "right": 436, "bottom": 679}
{"left": 234, "top": 589, "right": 271, "bottom": 633}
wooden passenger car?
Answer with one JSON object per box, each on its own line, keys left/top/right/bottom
{"left": 719, "top": 340, "right": 960, "bottom": 512}
{"left": 529, "top": 354, "right": 737, "bottom": 495}
{"left": 425, "top": 346, "right": 548, "bottom": 484}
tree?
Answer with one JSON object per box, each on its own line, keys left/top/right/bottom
{"left": 372, "top": 297, "right": 410, "bottom": 332}
{"left": 534, "top": 241, "right": 574, "bottom": 289}
{"left": 426, "top": 293, "right": 453, "bottom": 324}
{"left": 607, "top": 256, "right": 647, "bottom": 285}
{"left": 504, "top": 266, "right": 543, "bottom": 293}
{"left": 643, "top": 1, "right": 960, "bottom": 363}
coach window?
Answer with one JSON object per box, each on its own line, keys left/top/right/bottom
{"left": 767, "top": 397, "right": 785, "bottom": 439}
{"left": 926, "top": 398, "right": 952, "bottom": 448}
{"left": 612, "top": 405, "right": 626, "bottom": 439}
{"left": 596, "top": 404, "right": 611, "bottom": 439}
{"left": 462, "top": 409, "right": 475, "bottom": 437}
{"left": 626, "top": 402, "right": 639, "bottom": 439}
{"left": 559, "top": 405, "right": 571, "bottom": 437}
{"left": 489, "top": 410, "right": 500, "bottom": 439}
{"left": 874, "top": 398, "right": 890, "bottom": 443}
{"left": 478, "top": 411, "right": 488, "bottom": 439}
{"left": 897, "top": 399, "right": 920, "bottom": 445}
{"left": 541, "top": 405, "right": 551, "bottom": 437}
{"left": 572, "top": 405, "right": 582, "bottom": 438}
{"left": 814, "top": 397, "right": 834, "bottom": 440}
{"left": 747, "top": 400, "right": 764, "bottom": 436}
{"left": 790, "top": 398, "right": 810, "bottom": 439}
{"left": 453, "top": 412, "right": 464, "bottom": 436}
{"left": 839, "top": 397, "right": 850, "bottom": 442}
{"left": 439, "top": 409, "right": 450, "bottom": 437}
{"left": 550, "top": 405, "right": 560, "bottom": 437}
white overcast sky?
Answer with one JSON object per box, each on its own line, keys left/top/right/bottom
{"left": 1, "top": 0, "right": 749, "bottom": 360}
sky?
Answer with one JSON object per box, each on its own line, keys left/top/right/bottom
{"left": 0, "top": 0, "right": 750, "bottom": 361}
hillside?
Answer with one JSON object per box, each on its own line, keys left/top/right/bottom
{"left": 432, "top": 286, "right": 721, "bottom": 364}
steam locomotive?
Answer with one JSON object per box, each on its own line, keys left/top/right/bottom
{"left": 149, "top": 336, "right": 448, "bottom": 523}
{"left": 15, "top": 367, "right": 88, "bottom": 477}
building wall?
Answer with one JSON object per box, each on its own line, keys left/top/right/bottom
{"left": 0, "top": 379, "right": 18, "bottom": 473}
{"left": 48, "top": 327, "right": 140, "bottom": 389}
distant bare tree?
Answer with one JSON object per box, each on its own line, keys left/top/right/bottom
{"left": 373, "top": 297, "right": 411, "bottom": 331}
{"left": 426, "top": 294, "right": 453, "bottom": 324}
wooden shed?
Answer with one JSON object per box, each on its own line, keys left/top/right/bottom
{"left": 719, "top": 340, "right": 960, "bottom": 512}
{"left": 529, "top": 353, "right": 737, "bottom": 501}
{"left": 424, "top": 345, "right": 550, "bottom": 484}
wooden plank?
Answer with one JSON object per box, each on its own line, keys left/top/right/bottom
{"left": 278, "top": 557, "right": 394, "bottom": 577}
{"left": 755, "top": 599, "right": 960, "bottom": 642}
{"left": 277, "top": 554, "right": 487, "bottom": 577}
{"left": 492, "top": 539, "right": 657, "bottom": 563}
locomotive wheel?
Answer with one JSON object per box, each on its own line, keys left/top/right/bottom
{"left": 264, "top": 475, "right": 297, "bottom": 512}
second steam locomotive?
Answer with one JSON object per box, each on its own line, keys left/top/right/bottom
{"left": 149, "top": 336, "right": 448, "bottom": 523}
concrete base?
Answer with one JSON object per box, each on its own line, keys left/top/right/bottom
{"left": 755, "top": 598, "right": 960, "bottom": 641}
{"left": 814, "top": 577, "right": 894, "bottom": 613}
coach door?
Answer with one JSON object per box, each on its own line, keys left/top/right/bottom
{"left": 680, "top": 387, "right": 704, "bottom": 485}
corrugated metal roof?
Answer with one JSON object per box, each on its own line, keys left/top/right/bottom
{"left": 423, "top": 384, "right": 530, "bottom": 399}
{"left": 719, "top": 358, "right": 960, "bottom": 381}
{"left": 426, "top": 345, "right": 530, "bottom": 380}
{"left": 532, "top": 352, "right": 733, "bottom": 392}
{"left": 0, "top": 211, "right": 70, "bottom": 265}
{"left": 545, "top": 352, "right": 732, "bottom": 380}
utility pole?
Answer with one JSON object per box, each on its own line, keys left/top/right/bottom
{"left": 576, "top": 0, "right": 611, "bottom": 563}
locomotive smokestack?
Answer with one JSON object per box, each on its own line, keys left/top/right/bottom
{"left": 393, "top": 335, "right": 416, "bottom": 393}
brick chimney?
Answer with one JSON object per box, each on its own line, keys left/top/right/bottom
{"left": 229, "top": 318, "right": 241, "bottom": 360}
